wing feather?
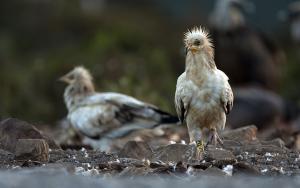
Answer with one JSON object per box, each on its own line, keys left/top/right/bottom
{"left": 222, "top": 81, "right": 234, "bottom": 114}
{"left": 175, "top": 73, "right": 191, "bottom": 123}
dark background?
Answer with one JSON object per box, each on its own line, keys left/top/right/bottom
{"left": 0, "top": 0, "right": 299, "bottom": 125}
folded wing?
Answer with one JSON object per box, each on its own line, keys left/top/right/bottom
{"left": 69, "top": 92, "right": 179, "bottom": 139}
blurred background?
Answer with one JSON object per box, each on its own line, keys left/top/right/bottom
{"left": 0, "top": 0, "right": 299, "bottom": 127}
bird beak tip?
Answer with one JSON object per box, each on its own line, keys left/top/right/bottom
{"left": 58, "top": 76, "right": 68, "bottom": 83}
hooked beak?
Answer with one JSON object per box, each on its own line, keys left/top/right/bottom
{"left": 58, "top": 74, "right": 71, "bottom": 84}
{"left": 187, "top": 45, "right": 199, "bottom": 54}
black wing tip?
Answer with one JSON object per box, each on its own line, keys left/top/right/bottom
{"left": 160, "top": 115, "right": 181, "bottom": 124}
{"left": 151, "top": 108, "right": 181, "bottom": 124}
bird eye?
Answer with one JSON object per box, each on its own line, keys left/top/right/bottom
{"left": 69, "top": 75, "right": 75, "bottom": 80}
{"left": 193, "top": 40, "right": 202, "bottom": 46}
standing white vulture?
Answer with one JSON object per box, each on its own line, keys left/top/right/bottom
{"left": 175, "top": 27, "right": 233, "bottom": 154}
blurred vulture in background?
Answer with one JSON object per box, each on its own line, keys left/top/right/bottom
{"left": 281, "top": 1, "right": 300, "bottom": 43}
{"left": 210, "top": 0, "right": 285, "bottom": 91}
{"left": 209, "top": 0, "right": 300, "bottom": 134}
{"left": 227, "top": 87, "right": 299, "bottom": 130}
{"left": 227, "top": 87, "right": 300, "bottom": 144}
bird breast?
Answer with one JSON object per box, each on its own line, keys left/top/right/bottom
{"left": 188, "top": 70, "right": 225, "bottom": 111}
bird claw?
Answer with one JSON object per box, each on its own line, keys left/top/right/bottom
{"left": 206, "top": 130, "right": 224, "bottom": 148}
{"left": 194, "top": 140, "right": 205, "bottom": 160}
{"left": 196, "top": 140, "right": 205, "bottom": 152}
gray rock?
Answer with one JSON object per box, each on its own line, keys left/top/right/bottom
{"left": 222, "top": 125, "right": 258, "bottom": 142}
{"left": 118, "top": 158, "right": 146, "bottom": 167}
{"left": 0, "top": 118, "right": 60, "bottom": 152}
{"left": 261, "top": 138, "right": 286, "bottom": 148}
{"left": 233, "top": 162, "right": 260, "bottom": 176}
{"left": 152, "top": 144, "right": 195, "bottom": 163}
{"left": 0, "top": 149, "right": 14, "bottom": 161}
{"left": 205, "top": 167, "right": 228, "bottom": 176}
{"left": 118, "top": 141, "right": 153, "bottom": 160}
{"left": 15, "top": 139, "right": 49, "bottom": 162}
{"left": 187, "top": 166, "right": 227, "bottom": 177}
{"left": 118, "top": 167, "right": 153, "bottom": 177}
{"left": 205, "top": 146, "right": 236, "bottom": 162}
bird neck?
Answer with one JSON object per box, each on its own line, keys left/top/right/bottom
{"left": 64, "top": 80, "right": 95, "bottom": 112}
{"left": 185, "top": 52, "right": 216, "bottom": 85}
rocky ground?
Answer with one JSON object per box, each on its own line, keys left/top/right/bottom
{"left": 1, "top": 118, "right": 300, "bottom": 187}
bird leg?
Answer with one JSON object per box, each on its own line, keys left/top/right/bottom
{"left": 187, "top": 126, "right": 204, "bottom": 159}
{"left": 206, "top": 128, "right": 224, "bottom": 147}
{"left": 196, "top": 140, "right": 205, "bottom": 152}
{"left": 190, "top": 140, "right": 204, "bottom": 160}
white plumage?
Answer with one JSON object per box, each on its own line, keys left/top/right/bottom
{"left": 60, "top": 66, "right": 178, "bottom": 150}
{"left": 175, "top": 27, "right": 233, "bottom": 148}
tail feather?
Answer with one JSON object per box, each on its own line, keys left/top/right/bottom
{"left": 152, "top": 108, "right": 180, "bottom": 124}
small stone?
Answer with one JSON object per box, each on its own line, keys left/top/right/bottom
{"left": 205, "top": 146, "right": 235, "bottom": 162}
{"left": 295, "top": 134, "right": 300, "bottom": 151}
{"left": 150, "top": 161, "right": 167, "bottom": 168}
{"left": 152, "top": 144, "right": 196, "bottom": 163}
{"left": 118, "top": 141, "right": 153, "bottom": 160}
{"left": 118, "top": 166, "right": 152, "bottom": 177}
{"left": 204, "top": 167, "right": 227, "bottom": 176}
{"left": 0, "top": 149, "right": 15, "bottom": 161}
{"left": 222, "top": 165, "right": 233, "bottom": 176}
{"left": 261, "top": 138, "right": 286, "bottom": 148}
{"left": 0, "top": 118, "right": 60, "bottom": 152}
{"left": 186, "top": 166, "right": 205, "bottom": 176}
{"left": 81, "top": 169, "right": 99, "bottom": 176}
{"left": 118, "top": 158, "right": 145, "bottom": 167}
{"left": 174, "top": 161, "right": 188, "bottom": 173}
{"left": 233, "top": 162, "right": 260, "bottom": 176}
{"left": 15, "top": 139, "right": 49, "bottom": 162}
{"left": 222, "top": 125, "right": 257, "bottom": 142}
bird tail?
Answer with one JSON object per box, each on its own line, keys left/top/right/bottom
{"left": 152, "top": 108, "right": 180, "bottom": 124}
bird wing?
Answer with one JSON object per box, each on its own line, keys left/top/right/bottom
{"left": 72, "top": 92, "right": 178, "bottom": 139}
{"left": 68, "top": 102, "right": 121, "bottom": 138}
{"left": 175, "top": 73, "right": 192, "bottom": 123}
{"left": 89, "top": 92, "right": 163, "bottom": 120}
{"left": 218, "top": 71, "right": 234, "bottom": 114}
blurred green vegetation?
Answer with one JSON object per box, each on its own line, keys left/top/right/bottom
{"left": 0, "top": 0, "right": 186, "bottom": 124}
{"left": 280, "top": 47, "right": 300, "bottom": 104}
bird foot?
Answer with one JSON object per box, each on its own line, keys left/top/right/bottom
{"left": 195, "top": 140, "right": 205, "bottom": 160}
{"left": 207, "top": 130, "right": 224, "bottom": 148}
{"left": 196, "top": 140, "right": 205, "bottom": 152}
